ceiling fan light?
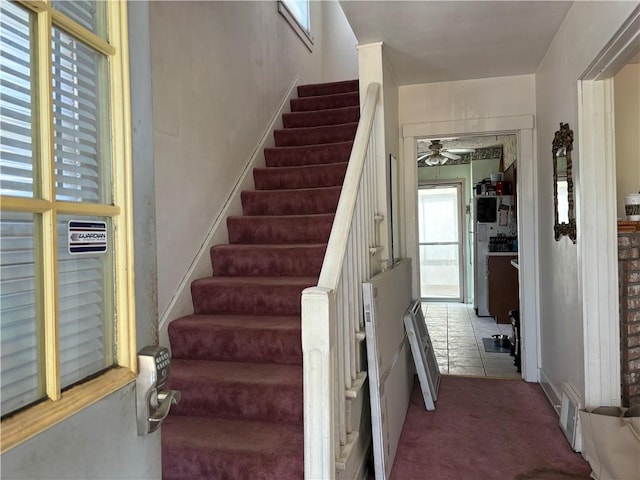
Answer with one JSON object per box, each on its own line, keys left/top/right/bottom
{"left": 428, "top": 153, "right": 449, "bottom": 165}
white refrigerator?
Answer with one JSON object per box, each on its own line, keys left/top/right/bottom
{"left": 473, "top": 195, "right": 515, "bottom": 316}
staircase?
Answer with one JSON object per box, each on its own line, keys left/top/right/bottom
{"left": 162, "top": 79, "right": 360, "bottom": 479}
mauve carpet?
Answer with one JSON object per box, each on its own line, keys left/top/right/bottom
{"left": 390, "top": 376, "right": 592, "bottom": 480}
{"left": 161, "top": 79, "right": 360, "bottom": 479}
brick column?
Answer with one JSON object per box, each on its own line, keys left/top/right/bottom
{"left": 618, "top": 225, "right": 640, "bottom": 407}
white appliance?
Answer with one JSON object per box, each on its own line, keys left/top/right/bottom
{"left": 473, "top": 195, "right": 515, "bottom": 316}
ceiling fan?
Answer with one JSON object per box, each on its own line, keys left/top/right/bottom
{"left": 417, "top": 140, "right": 461, "bottom": 166}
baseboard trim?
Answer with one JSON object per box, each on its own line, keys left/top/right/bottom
{"left": 158, "top": 76, "right": 300, "bottom": 347}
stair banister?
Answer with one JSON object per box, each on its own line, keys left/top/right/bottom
{"left": 302, "top": 82, "right": 381, "bottom": 479}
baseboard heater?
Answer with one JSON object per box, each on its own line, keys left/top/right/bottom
{"left": 559, "top": 381, "right": 582, "bottom": 452}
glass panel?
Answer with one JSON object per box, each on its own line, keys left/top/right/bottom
{"left": 282, "top": 0, "right": 310, "bottom": 32}
{"left": 418, "top": 188, "right": 459, "bottom": 243}
{"left": 57, "top": 215, "right": 114, "bottom": 389}
{"left": 0, "top": 2, "right": 34, "bottom": 198}
{"left": 418, "top": 186, "right": 462, "bottom": 300}
{"left": 52, "top": 27, "right": 111, "bottom": 204}
{"left": 52, "top": 1, "right": 107, "bottom": 39}
{"left": 0, "top": 212, "right": 44, "bottom": 416}
{"left": 420, "top": 244, "right": 460, "bottom": 299}
{"left": 557, "top": 179, "right": 569, "bottom": 223}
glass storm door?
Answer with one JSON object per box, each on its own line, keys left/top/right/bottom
{"left": 418, "top": 184, "right": 464, "bottom": 301}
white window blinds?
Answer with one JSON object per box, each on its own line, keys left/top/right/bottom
{"left": 0, "top": 2, "right": 34, "bottom": 198}
{"left": 0, "top": 1, "right": 115, "bottom": 418}
{"left": 52, "top": 27, "right": 110, "bottom": 204}
{"left": 57, "top": 215, "right": 114, "bottom": 389}
{"left": 0, "top": 212, "right": 42, "bottom": 416}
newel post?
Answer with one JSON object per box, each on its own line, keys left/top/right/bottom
{"left": 302, "top": 286, "right": 337, "bottom": 479}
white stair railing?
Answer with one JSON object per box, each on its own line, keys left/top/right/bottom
{"left": 302, "top": 82, "right": 382, "bottom": 479}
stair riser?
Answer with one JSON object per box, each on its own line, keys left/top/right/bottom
{"left": 297, "top": 79, "right": 359, "bottom": 97}
{"left": 290, "top": 91, "right": 359, "bottom": 112}
{"left": 254, "top": 163, "right": 347, "bottom": 190}
{"left": 227, "top": 215, "right": 334, "bottom": 244}
{"left": 241, "top": 187, "right": 341, "bottom": 216}
{"left": 166, "top": 378, "right": 302, "bottom": 424}
{"left": 192, "top": 283, "right": 310, "bottom": 316}
{"left": 211, "top": 245, "right": 326, "bottom": 277}
{"left": 274, "top": 123, "right": 358, "bottom": 147}
{"left": 162, "top": 421, "right": 303, "bottom": 480}
{"left": 264, "top": 141, "right": 352, "bottom": 167}
{"left": 169, "top": 321, "right": 302, "bottom": 365}
{"left": 282, "top": 106, "right": 359, "bottom": 128}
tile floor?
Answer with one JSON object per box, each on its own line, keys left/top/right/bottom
{"left": 423, "top": 302, "right": 521, "bottom": 379}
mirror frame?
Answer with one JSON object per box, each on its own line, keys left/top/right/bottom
{"left": 552, "top": 122, "right": 576, "bottom": 243}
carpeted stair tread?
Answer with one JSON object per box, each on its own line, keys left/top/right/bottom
{"left": 274, "top": 122, "right": 358, "bottom": 147}
{"left": 210, "top": 243, "right": 326, "bottom": 277}
{"left": 191, "top": 276, "right": 317, "bottom": 316}
{"left": 264, "top": 141, "right": 353, "bottom": 167}
{"left": 169, "top": 314, "right": 301, "bottom": 364}
{"left": 166, "top": 359, "right": 302, "bottom": 423}
{"left": 291, "top": 91, "right": 359, "bottom": 112}
{"left": 164, "top": 79, "right": 360, "bottom": 478}
{"left": 162, "top": 415, "right": 303, "bottom": 480}
{"left": 297, "top": 79, "right": 358, "bottom": 98}
{"left": 253, "top": 162, "right": 348, "bottom": 190}
{"left": 241, "top": 186, "right": 341, "bottom": 216}
{"left": 227, "top": 214, "right": 334, "bottom": 244}
{"left": 282, "top": 106, "right": 359, "bottom": 128}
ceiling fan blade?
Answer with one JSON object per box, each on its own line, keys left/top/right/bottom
{"left": 442, "top": 151, "right": 460, "bottom": 160}
{"left": 417, "top": 153, "right": 430, "bottom": 162}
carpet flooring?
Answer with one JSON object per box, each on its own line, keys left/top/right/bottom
{"left": 161, "top": 79, "right": 359, "bottom": 479}
{"left": 390, "top": 376, "right": 592, "bottom": 480}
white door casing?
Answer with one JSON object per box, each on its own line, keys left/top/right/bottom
{"left": 402, "top": 115, "right": 540, "bottom": 382}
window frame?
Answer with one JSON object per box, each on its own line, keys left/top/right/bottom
{"left": 1, "top": 0, "right": 135, "bottom": 453}
{"left": 278, "top": 0, "right": 313, "bottom": 52}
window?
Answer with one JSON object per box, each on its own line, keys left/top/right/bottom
{"left": 281, "top": 0, "right": 309, "bottom": 32}
{"left": 278, "top": 0, "right": 313, "bottom": 51}
{"left": 0, "top": 0, "right": 134, "bottom": 452}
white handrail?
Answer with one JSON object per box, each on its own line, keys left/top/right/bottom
{"left": 302, "top": 82, "right": 382, "bottom": 479}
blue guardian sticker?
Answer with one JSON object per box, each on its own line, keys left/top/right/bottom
{"left": 68, "top": 221, "right": 107, "bottom": 254}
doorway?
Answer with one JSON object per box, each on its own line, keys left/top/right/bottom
{"left": 418, "top": 183, "right": 465, "bottom": 301}
{"left": 401, "top": 115, "right": 538, "bottom": 381}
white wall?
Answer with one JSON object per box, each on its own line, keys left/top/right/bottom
{"left": 382, "top": 50, "right": 400, "bottom": 263}
{"left": 399, "top": 75, "right": 536, "bottom": 125}
{"left": 0, "top": 384, "right": 161, "bottom": 480}
{"left": 534, "top": 1, "right": 639, "bottom": 406}
{"left": 150, "top": 1, "right": 358, "bottom": 317}
{"left": 614, "top": 62, "right": 640, "bottom": 219}
{"left": 399, "top": 74, "right": 535, "bottom": 295}
{"left": 357, "top": 43, "right": 399, "bottom": 266}
{"left": 322, "top": 0, "right": 359, "bottom": 82}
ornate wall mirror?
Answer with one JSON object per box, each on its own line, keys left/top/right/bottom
{"left": 552, "top": 122, "right": 576, "bottom": 243}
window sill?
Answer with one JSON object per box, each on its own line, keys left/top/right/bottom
{"left": 1, "top": 367, "right": 136, "bottom": 453}
{"left": 278, "top": 1, "right": 313, "bottom": 52}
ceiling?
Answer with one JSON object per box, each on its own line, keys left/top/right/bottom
{"left": 339, "top": 1, "right": 573, "bottom": 85}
